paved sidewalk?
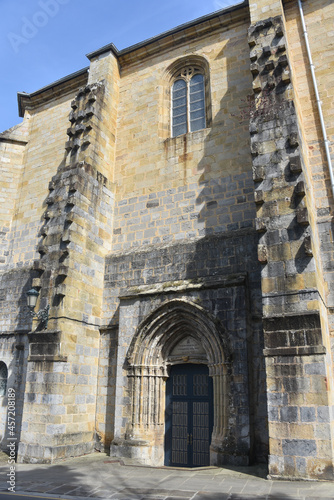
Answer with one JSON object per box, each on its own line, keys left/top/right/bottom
{"left": 0, "top": 453, "right": 333, "bottom": 499}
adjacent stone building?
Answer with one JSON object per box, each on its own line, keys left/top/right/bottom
{"left": 0, "top": 0, "right": 333, "bottom": 481}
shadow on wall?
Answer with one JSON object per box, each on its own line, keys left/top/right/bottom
{"left": 0, "top": 143, "right": 67, "bottom": 449}
{"left": 184, "top": 33, "right": 268, "bottom": 463}
{"left": 3, "top": 154, "right": 69, "bottom": 457}
{"left": 95, "top": 326, "right": 118, "bottom": 453}
{"left": 0, "top": 335, "right": 29, "bottom": 456}
{"left": 0, "top": 134, "right": 73, "bottom": 457}
{"left": 102, "top": 32, "right": 268, "bottom": 465}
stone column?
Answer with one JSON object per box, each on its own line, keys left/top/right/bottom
{"left": 209, "top": 362, "right": 246, "bottom": 466}
{"left": 110, "top": 364, "right": 167, "bottom": 466}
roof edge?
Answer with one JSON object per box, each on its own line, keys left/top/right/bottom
{"left": 17, "top": 67, "right": 89, "bottom": 117}
{"left": 86, "top": 0, "right": 248, "bottom": 61}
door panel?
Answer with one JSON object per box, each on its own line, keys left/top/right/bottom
{"left": 165, "top": 364, "right": 213, "bottom": 467}
{"left": 172, "top": 401, "right": 188, "bottom": 465}
{"left": 192, "top": 401, "right": 210, "bottom": 466}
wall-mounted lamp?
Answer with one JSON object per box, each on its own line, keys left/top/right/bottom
{"left": 26, "top": 288, "right": 49, "bottom": 330}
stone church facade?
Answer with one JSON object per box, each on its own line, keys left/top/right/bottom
{"left": 0, "top": 0, "right": 333, "bottom": 481}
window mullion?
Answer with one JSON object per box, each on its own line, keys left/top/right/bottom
{"left": 171, "top": 68, "right": 207, "bottom": 137}
{"left": 187, "top": 80, "right": 190, "bottom": 133}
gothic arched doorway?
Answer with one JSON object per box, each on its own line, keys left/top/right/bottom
{"left": 123, "top": 299, "right": 233, "bottom": 466}
{"left": 165, "top": 363, "right": 213, "bottom": 467}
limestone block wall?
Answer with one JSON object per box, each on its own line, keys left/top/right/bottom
{"left": 112, "top": 10, "right": 254, "bottom": 251}
{"left": 0, "top": 122, "right": 28, "bottom": 270}
{"left": 0, "top": 269, "right": 32, "bottom": 334}
{"left": 0, "top": 77, "right": 89, "bottom": 335}
{"left": 284, "top": 0, "right": 334, "bottom": 230}
{"left": 104, "top": 234, "right": 262, "bottom": 323}
{"left": 95, "top": 328, "right": 118, "bottom": 451}
{"left": 17, "top": 168, "right": 114, "bottom": 462}
{"left": 0, "top": 59, "right": 118, "bottom": 464}
{"left": 87, "top": 52, "right": 119, "bottom": 182}
{"left": 112, "top": 169, "right": 256, "bottom": 251}
{"left": 248, "top": 0, "right": 334, "bottom": 480}
{"left": 0, "top": 0, "right": 332, "bottom": 476}
{"left": 284, "top": 0, "right": 334, "bottom": 392}
{"left": 100, "top": 5, "right": 270, "bottom": 465}
{"left": 265, "top": 348, "right": 333, "bottom": 479}
{"left": 247, "top": 16, "right": 317, "bottom": 316}
{"left": 7, "top": 92, "right": 83, "bottom": 270}
{"left": 283, "top": 0, "right": 334, "bottom": 479}
{"left": 0, "top": 334, "right": 28, "bottom": 449}
{"left": 17, "top": 56, "right": 119, "bottom": 463}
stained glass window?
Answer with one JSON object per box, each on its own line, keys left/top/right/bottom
{"left": 189, "top": 74, "right": 205, "bottom": 132}
{"left": 171, "top": 68, "right": 206, "bottom": 137}
{"left": 172, "top": 79, "right": 187, "bottom": 137}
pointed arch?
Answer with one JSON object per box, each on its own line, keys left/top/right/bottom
{"left": 125, "top": 299, "right": 233, "bottom": 464}
{"left": 127, "top": 298, "right": 232, "bottom": 370}
{"left": 164, "top": 55, "right": 211, "bottom": 86}
{"left": 159, "top": 55, "right": 212, "bottom": 139}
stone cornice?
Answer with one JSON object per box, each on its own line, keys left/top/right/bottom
{"left": 119, "top": 273, "right": 247, "bottom": 299}
{"left": 16, "top": 2, "right": 249, "bottom": 117}
{"left": 17, "top": 67, "right": 89, "bottom": 117}
{"left": 0, "top": 135, "right": 28, "bottom": 146}
{"left": 86, "top": 1, "right": 249, "bottom": 65}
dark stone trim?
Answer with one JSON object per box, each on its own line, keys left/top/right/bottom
{"left": 99, "top": 324, "right": 119, "bottom": 334}
{"left": 17, "top": 67, "right": 89, "bottom": 117}
{"left": 119, "top": 273, "right": 247, "bottom": 299}
{"left": 28, "top": 331, "right": 62, "bottom": 360}
{"left": 108, "top": 227, "right": 257, "bottom": 260}
{"left": 263, "top": 345, "right": 326, "bottom": 357}
{"left": 263, "top": 313, "right": 320, "bottom": 332}
{"left": 27, "top": 330, "right": 61, "bottom": 342}
{"left": 86, "top": 1, "right": 249, "bottom": 61}
{"left": 0, "top": 330, "right": 29, "bottom": 336}
{"left": 27, "top": 355, "right": 67, "bottom": 362}
{"left": 0, "top": 137, "right": 28, "bottom": 146}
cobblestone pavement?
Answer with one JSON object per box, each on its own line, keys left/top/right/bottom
{"left": 0, "top": 453, "right": 333, "bottom": 499}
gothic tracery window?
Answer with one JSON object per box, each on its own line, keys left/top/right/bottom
{"left": 0, "top": 362, "right": 7, "bottom": 397}
{"left": 172, "top": 66, "right": 206, "bottom": 137}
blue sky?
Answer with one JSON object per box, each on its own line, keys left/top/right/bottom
{"left": 0, "top": 0, "right": 238, "bottom": 133}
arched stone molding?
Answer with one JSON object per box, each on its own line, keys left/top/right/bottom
{"left": 125, "top": 298, "right": 233, "bottom": 465}
{"left": 158, "top": 55, "right": 212, "bottom": 138}
{"left": 163, "top": 55, "right": 210, "bottom": 84}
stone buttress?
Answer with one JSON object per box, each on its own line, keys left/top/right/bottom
{"left": 248, "top": 0, "right": 334, "bottom": 481}
{"left": 17, "top": 54, "right": 119, "bottom": 463}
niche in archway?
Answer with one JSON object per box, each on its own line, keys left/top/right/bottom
{"left": 168, "top": 335, "right": 207, "bottom": 364}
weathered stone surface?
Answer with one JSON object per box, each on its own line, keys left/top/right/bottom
{"left": 0, "top": 0, "right": 333, "bottom": 482}
{"left": 248, "top": 2, "right": 334, "bottom": 481}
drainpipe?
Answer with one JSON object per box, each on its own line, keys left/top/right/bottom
{"left": 297, "top": 0, "right": 334, "bottom": 198}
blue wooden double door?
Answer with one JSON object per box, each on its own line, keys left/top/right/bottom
{"left": 165, "top": 364, "right": 213, "bottom": 467}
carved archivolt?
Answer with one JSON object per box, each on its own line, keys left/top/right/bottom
{"left": 126, "top": 299, "right": 232, "bottom": 449}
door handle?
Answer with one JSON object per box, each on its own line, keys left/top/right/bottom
{"left": 187, "top": 434, "right": 192, "bottom": 445}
